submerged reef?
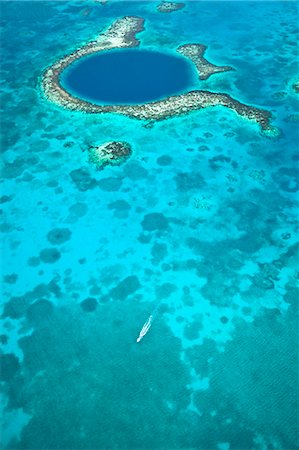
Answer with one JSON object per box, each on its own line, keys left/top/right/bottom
{"left": 87, "top": 141, "right": 132, "bottom": 169}
{"left": 177, "top": 44, "right": 234, "bottom": 80}
{"left": 157, "top": 1, "right": 185, "bottom": 13}
{"left": 41, "top": 16, "right": 274, "bottom": 133}
{"left": 292, "top": 79, "right": 299, "bottom": 93}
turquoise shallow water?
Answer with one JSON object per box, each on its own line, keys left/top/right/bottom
{"left": 1, "top": 1, "right": 298, "bottom": 449}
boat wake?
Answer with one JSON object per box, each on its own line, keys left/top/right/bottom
{"left": 136, "top": 315, "right": 153, "bottom": 342}
{"left": 136, "top": 305, "right": 160, "bottom": 343}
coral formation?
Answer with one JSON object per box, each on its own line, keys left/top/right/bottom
{"left": 26, "top": 299, "right": 54, "bottom": 325}
{"left": 177, "top": 44, "right": 234, "bottom": 80}
{"left": 69, "top": 168, "right": 97, "bottom": 191}
{"left": 192, "top": 195, "right": 213, "bottom": 210}
{"left": 87, "top": 141, "right": 132, "bottom": 169}
{"left": 292, "top": 77, "right": 299, "bottom": 93}
{"left": 41, "top": 16, "right": 274, "bottom": 133}
{"left": 41, "top": 16, "right": 145, "bottom": 110}
{"left": 97, "top": 177, "right": 122, "bottom": 191}
{"left": 141, "top": 213, "right": 169, "bottom": 231}
{"left": 80, "top": 297, "right": 98, "bottom": 312}
{"left": 0, "top": 353, "right": 20, "bottom": 382}
{"left": 47, "top": 228, "right": 72, "bottom": 245}
{"left": 39, "top": 248, "right": 61, "bottom": 263}
{"left": 157, "top": 1, "right": 185, "bottom": 13}
{"left": 109, "top": 276, "right": 141, "bottom": 300}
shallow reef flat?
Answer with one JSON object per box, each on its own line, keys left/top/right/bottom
{"left": 177, "top": 44, "right": 234, "bottom": 80}
{"left": 41, "top": 16, "right": 275, "bottom": 134}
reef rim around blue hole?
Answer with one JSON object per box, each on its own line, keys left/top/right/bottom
{"left": 60, "top": 49, "right": 197, "bottom": 105}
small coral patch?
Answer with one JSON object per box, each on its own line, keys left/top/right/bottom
{"left": 157, "top": 1, "right": 185, "bottom": 13}
{"left": 87, "top": 141, "right": 132, "bottom": 169}
{"left": 47, "top": 227, "right": 71, "bottom": 245}
{"left": 80, "top": 297, "right": 98, "bottom": 312}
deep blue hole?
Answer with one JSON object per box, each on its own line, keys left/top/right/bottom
{"left": 60, "top": 49, "right": 196, "bottom": 105}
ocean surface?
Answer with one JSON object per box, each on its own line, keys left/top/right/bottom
{"left": 61, "top": 49, "right": 197, "bottom": 104}
{"left": 0, "top": 1, "right": 298, "bottom": 449}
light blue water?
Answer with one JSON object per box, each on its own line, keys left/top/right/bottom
{"left": 1, "top": 1, "right": 298, "bottom": 449}
{"left": 61, "top": 49, "right": 197, "bottom": 104}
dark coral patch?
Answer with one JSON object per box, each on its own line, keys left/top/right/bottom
{"left": 0, "top": 195, "right": 13, "bottom": 204}
{"left": 292, "top": 80, "right": 299, "bottom": 93}
{"left": 80, "top": 297, "right": 98, "bottom": 312}
{"left": 184, "top": 320, "right": 201, "bottom": 340}
{"left": 4, "top": 273, "right": 18, "bottom": 284}
{"left": 28, "top": 256, "right": 40, "bottom": 267}
{"left": 272, "top": 167, "right": 299, "bottom": 193}
{"left": 3, "top": 155, "right": 39, "bottom": 180}
{"left": 175, "top": 171, "right": 205, "bottom": 192}
{"left": 47, "top": 227, "right": 72, "bottom": 245}
{"left": 70, "top": 168, "right": 97, "bottom": 192}
{"left": 185, "top": 339, "right": 217, "bottom": 377}
{"left": 0, "top": 353, "right": 21, "bottom": 382}
{"left": 123, "top": 162, "right": 148, "bottom": 180}
{"left": 26, "top": 299, "right": 54, "bottom": 325}
{"left": 2, "top": 295, "right": 28, "bottom": 319}
{"left": 251, "top": 273, "right": 275, "bottom": 290}
{"left": 198, "top": 145, "right": 210, "bottom": 152}
{"left": 0, "top": 222, "right": 13, "bottom": 233}
{"left": 40, "top": 248, "right": 61, "bottom": 263}
{"left": 176, "top": 316, "right": 185, "bottom": 323}
{"left": 138, "top": 233, "right": 152, "bottom": 244}
{"left": 110, "top": 276, "right": 141, "bottom": 300}
{"left": 70, "top": 202, "right": 88, "bottom": 216}
{"left": 186, "top": 237, "right": 203, "bottom": 255}
{"left": 2, "top": 282, "right": 60, "bottom": 319}
{"left": 3, "top": 161, "right": 25, "bottom": 179}
{"left": 141, "top": 213, "right": 169, "bottom": 232}
{"left": 108, "top": 200, "right": 131, "bottom": 212}
{"left": 98, "top": 177, "right": 123, "bottom": 192}
{"left": 155, "top": 282, "right": 177, "bottom": 299}
{"left": 220, "top": 316, "right": 229, "bottom": 324}
{"left": 209, "top": 154, "right": 232, "bottom": 171}
{"left": 242, "top": 306, "right": 252, "bottom": 316}
{"left": 156, "top": 155, "right": 172, "bottom": 166}
{"left": 0, "top": 334, "right": 8, "bottom": 344}
{"left": 151, "top": 243, "right": 168, "bottom": 261}
{"left": 108, "top": 199, "right": 131, "bottom": 219}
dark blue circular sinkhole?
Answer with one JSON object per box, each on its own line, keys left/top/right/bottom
{"left": 60, "top": 49, "right": 196, "bottom": 105}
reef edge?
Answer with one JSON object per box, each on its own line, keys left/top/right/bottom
{"left": 41, "top": 15, "right": 273, "bottom": 133}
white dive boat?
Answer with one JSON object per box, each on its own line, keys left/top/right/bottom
{"left": 136, "top": 315, "right": 153, "bottom": 342}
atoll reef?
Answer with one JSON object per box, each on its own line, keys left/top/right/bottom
{"left": 87, "top": 141, "right": 132, "bottom": 169}
{"left": 41, "top": 16, "right": 274, "bottom": 133}
{"left": 157, "top": 1, "right": 185, "bottom": 13}
{"left": 177, "top": 44, "right": 234, "bottom": 80}
{"left": 41, "top": 16, "right": 144, "bottom": 108}
{"left": 2, "top": 2, "right": 297, "bottom": 448}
